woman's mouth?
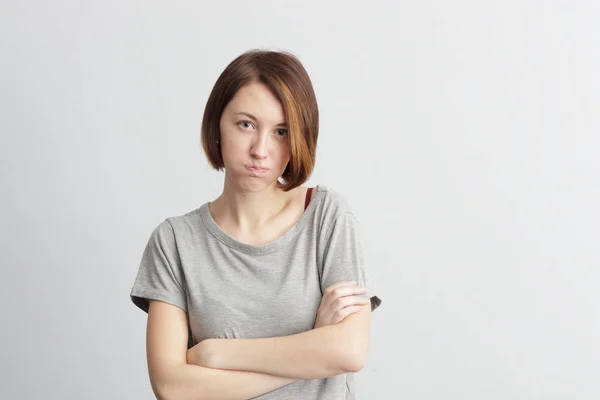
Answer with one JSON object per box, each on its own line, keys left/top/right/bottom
{"left": 246, "top": 165, "right": 269, "bottom": 173}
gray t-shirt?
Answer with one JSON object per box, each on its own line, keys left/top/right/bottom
{"left": 130, "top": 185, "right": 382, "bottom": 399}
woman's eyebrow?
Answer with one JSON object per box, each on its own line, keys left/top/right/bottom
{"left": 233, "top": 112, "right": 288, "bottom": 127}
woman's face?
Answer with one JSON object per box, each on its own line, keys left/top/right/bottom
{"left": 219, "top": 82, "right": 291, "bottom": 192}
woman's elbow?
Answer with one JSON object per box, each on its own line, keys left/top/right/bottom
{"left": 338, "top": 304, "right": 371, "bottom": 373}
{"left": 151, "top": 366, "right": 207, "bottom": 400}
{"left": 152, "top": 380, "right": 173, "bottom": 400}
{"left": 344, "top": 349, "right": 367, "bottom": 373}
{"left": 152, "top": 379, "right": 184, "bottom": 400}
{"left": 340, "top": 337, "right": 369, "bottom": 373}
{"left": 155, "top": 385, "right": 207, "bottom": 400}
{"left": 344, "top": 335, "right": 369, "bottom": 372}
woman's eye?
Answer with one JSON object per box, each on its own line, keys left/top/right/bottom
{"left": 239, "top": 121, "right": 253, "bottom": 129}
{"left": 276, "top": 129, "right": 288, "bottom": 136}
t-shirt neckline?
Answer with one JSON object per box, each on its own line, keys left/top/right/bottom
{"left": 199, "top": 185, "right": 326, "bottom": 255}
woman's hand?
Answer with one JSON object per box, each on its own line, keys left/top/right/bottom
{"left": 314, "top": 281, "right": 371, "bottom": 329}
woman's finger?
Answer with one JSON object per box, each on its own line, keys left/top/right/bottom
{"left": 323, "top": 281, "right": 356, "bottom": 297}
{"left": 333, "top": 295, "right": 370, "bottom": 310}
{"left": 334, "top": 305, "right": 365, "bottom": 323}
{"left": 326, "top": 284, "right": 367, "bottom": 303}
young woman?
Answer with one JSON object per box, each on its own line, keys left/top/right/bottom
{"left": 130, "top": 49, "right": 382, "bottom": 399}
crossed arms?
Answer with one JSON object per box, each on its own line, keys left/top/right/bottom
{"left": 146, "top": 289, "right": 371, "bottom": 400}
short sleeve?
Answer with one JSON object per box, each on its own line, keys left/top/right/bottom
{"left": 321, "top": 213, "right": 382, "bottom": 312}
{"left": 130, "top": 219, "right": 188, "bottom": 314}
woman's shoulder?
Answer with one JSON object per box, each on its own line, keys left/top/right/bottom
{"left": 145, "top": 205, "right": 206, "bottom": 241}
{"left": 313, "top": 184, "right": 356, "bottom": 220}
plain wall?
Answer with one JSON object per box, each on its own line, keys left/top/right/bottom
{"left": 1, "top": 1, "right": 599, "bottom": 398}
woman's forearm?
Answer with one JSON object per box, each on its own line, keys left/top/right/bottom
{"left": 157, "top": 362, "right": 296, "bottom": 400}
{"left": 195, "top": 324, "right": 359, "bottom": 380}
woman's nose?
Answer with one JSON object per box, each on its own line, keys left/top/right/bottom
{"left": 250, "top": 134, "right": 269, "bottom": 158}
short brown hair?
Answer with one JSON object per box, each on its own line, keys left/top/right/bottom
{"left": 201, "top": 49, "right": 319, "bottom": 191}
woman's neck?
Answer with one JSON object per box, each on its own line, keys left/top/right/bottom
{"left": 210, "top": 180, "right": 291, "bottom": 234}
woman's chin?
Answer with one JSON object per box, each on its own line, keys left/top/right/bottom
{"left": 229, "top": 176, "right": 276, "bottom": 192}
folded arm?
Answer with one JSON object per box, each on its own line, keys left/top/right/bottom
{"left": 146, "top": 300, "right": 297, "bottom": 400}
{"left": 189, "top": 305, "right": 371, "bottom": 379}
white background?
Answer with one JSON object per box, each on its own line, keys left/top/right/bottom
{"left": 1, "top": 1, "right": 599, "bottom": 399}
